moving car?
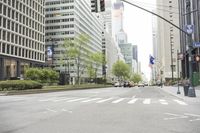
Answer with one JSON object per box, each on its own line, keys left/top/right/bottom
{"left": 138, "top": 83, "right": 145, "bottom": 87}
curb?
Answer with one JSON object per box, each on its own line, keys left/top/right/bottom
{"left": 160, "top": 86, "right": 200, "bottom": 102}
{"left": 0, "top": 85, "right": 113, "bottom": 96}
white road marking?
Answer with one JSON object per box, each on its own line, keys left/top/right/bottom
{"left": 184, "top": 113, "right": 200, "bottom": 122}
{"left": 53, "top": 98, "right": 75, "bottom": 102}
{"left": 62, "top": 109, "right": 73, "bottom": 113}
{"left": 66, "top": 98, "right": 89, "bottom": 102}
{"left": 46, "top": 108, "right": 57, "bottom": 113}
{"left": 112, "top": 98, "right": 126, "bottom": 103}
{"left": 39, "top": 97, "right": 57, "bottom": 102}
{"left": 159, "top": 99, "right": 168, "bottom": 105}
{"left": 96, "top": 98, "right": 113, "bottom": 103}
{"left": 173, "top": 99, "right": 188, "bottom": 105}
{"left": 143, "top": 99, "right": 151, "bottom": 104}
{"left": 81, "top": 98, "right": 102, "bottom": 103}
{"left": 164, "top": 113, "right": 188, "bottom": 120}
{"left": 128, "top": 98, "right": 138, "bottom": 104}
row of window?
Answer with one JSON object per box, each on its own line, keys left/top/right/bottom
{"left": 45, "top": 6, "right": 74, "bottom": 12}
{"left": 45, "top": 38, "right": 74, "bottom": 42}
{"left": 45, "top": 31, "right": 74, "bottom": 36}
{"left": 0, "top": 17, "right": 44, "bottom": 42}
{"left": 45, "top": 0, "right": 74, "bottom": 5}
{"left": 2, "top": 0, "right": 44, "bottom": 15}
{"left": 45, "top": 24, "right": 74, "bottom": 30}
{"left": 0, "top": 3, "right": 44, "bottom": 25}
{"left": 0, "top": 42, "right": 45, "bottom": 61}
{"left": 0, "top": 30, "right": 45, "bottom": 51}
{"left": 45, "top": 12, "right": 74, "bottom": 18}
{"left": 45, "top": 18, "right": 74, "bottom": 24}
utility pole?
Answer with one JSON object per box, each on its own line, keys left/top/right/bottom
{"left": 120, "top": 0, "right": 196, "bottom": 97}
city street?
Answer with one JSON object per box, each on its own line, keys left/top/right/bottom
{"left": 0, "top": 86, "right": 200, "bottom": 133}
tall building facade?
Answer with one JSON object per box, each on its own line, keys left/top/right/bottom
{"left": 0, "top": 0, "right": 45, "bottom": 80}
{"left": 45, "top": 0, "right": 103, "bottom": 83}
{"left": 154, "top": 0, "right": 181, "bottom": 82}
{"left": 113, "top": 0, "right": 124, "bottom": 36}
{"left": 119, "top": 43, "right": 135, "bottom": 72}
{"left": 132, "top": 45, "right": 138, "bottom": 63}
{"left": 179, "top": 0, "right": 200, "bottom": 79}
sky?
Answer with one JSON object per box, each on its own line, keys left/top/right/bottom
{"left": 122, "top": 0, "right": 156, "bottom": 80}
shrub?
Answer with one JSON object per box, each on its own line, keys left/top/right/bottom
{"left": 0, "top": 80, "right": 43, "bottom": 91}
{"left": 25, "top": 68, "right": 59, "bottom": 84}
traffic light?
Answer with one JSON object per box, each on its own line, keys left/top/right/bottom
{"left": 91, "top": 0, "right": 98, "bottom": 12}
{"left": 195, "top": 55, "right": 200, "bottom": 62}
{"left": 100, "top": 0, "right": 105, "bottom": 12}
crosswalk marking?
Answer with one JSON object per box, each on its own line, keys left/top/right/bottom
{"left": 159, "top": 99, "right": 168, "bottom": 105}
{"left": 128, "top": 98, "right": 138, "bottom": 104}
{"left": 39, "top": 97, "right": 58, "bottom": 102}
{"left": 53, "top": 98, "right": 74, "bottom": 102}
{"left": 66, "top": 98, "right": 89, "bottom": 102}
{"left": 81, "top": 98, "right": 102, "bottom": 103}
{"left": 37, "top": 96, "right": 189, "bottom": 106}
{"left": 173, "top": 99, "right": 188, "bottom": 105}
{"left": 96, "top": 98, "right": 113, "bottom": 103}
{"left": 143, "top": 99, "right": 151, "bottom": 104}
{"left": 112, "top": 98, "right": 126, "bottom": 103}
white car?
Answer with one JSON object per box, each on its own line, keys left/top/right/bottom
{"left": 114, "top": 82, "right": 120, "bottom": 87}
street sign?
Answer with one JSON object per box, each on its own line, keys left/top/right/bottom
{"left": 193, "top": 42, "right": 200, "bottom": 48}
{"left": 185, "top": 25, "right": 194, "bottom": 34}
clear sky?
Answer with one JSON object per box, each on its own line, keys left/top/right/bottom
{"left": 123, "top": 0, "right": 156, "bottom": 80}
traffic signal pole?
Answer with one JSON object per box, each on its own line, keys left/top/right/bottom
{"left": 120, "top": 0, "right": 196, "bottom": 97}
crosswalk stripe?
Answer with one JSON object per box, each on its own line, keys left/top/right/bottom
{"left": 39, "top": 97, "right": 58, "bottom": 102}
{"left": 112, "top": 98, "right": 126, "bottom": 103}
{"left": 128, "top": 98, "right": 138, "bottom": 104}
{"left": 81, "top": 98, "right": 102, "bottom": 103}
{"left": 96, "top": 98, "right": 113, "bottom": 103}
{"left": 159, "top": 99, "right": 168, "bottom": 105}
{"left": 53, "top": 98, "right": 75, "bottom": 102}
{"left": 143, "top": 99, "right": 151, "bottom": 104}
{"left": 173, "top": 99, "right": 188, "bottom": 105}
{"left": 66, "top": 98, "right": 89, "bottom": 102}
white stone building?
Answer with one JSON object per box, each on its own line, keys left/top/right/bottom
{"left": 0, "top": 0, "right": 45, "bottom": 80}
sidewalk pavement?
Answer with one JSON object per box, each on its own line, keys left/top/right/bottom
{"left": 160, "top": 86, "right": 200, "bottom": 102}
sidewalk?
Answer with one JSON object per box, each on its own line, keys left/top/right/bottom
{"left": 160, "top": 86, "right": 200, "bottom": 102}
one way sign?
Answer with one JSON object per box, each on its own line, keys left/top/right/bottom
{"left": 193, "top": 42, "right": 200, "bottom": 48}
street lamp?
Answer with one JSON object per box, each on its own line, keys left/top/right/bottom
{"left": 120, "top": 0, "right": 196, "bottom": 97}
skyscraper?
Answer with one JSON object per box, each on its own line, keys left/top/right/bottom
{"left": 45, "top": 0, "right": 103, "bottom": 83}
{"left": 113, "top": 0, "right": 124, "bottom": 35}
{"left": 0, "top": 0, "right": 45, "bottom": 80}
{"left": 132, "top": 45, "right": 138, "bottom": 62}
{"left": 154, "top": 0, "right": 181, "bottom": 82}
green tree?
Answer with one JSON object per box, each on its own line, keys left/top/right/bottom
{"left": 90, "top": 52, "right": 106, "bottom": 83}
{"left": 60, "top": 33, "right": 91, "bottom": 84}
{"left": 131, "top": 73, "right": 142, "bottom": 83}
{"left": 112, "top": 60, "right": 131, "bottom": 80}
{"left": 86, "top": 63, "right": 95, "bottom": 82}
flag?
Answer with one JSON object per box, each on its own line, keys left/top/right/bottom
{"left": 149, "top": 55, "right": 155, "bottom": 68}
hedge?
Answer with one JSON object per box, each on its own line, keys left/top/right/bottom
{"left": 0, "top": 80, "right": 43, "bottom": 91}
{"left": 25, "top": 68, "right": 59, "bottom": 84}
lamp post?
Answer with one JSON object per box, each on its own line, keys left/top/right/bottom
{"left": 120, "top": 0, "right": 196, "bottom": 97}
{"left": 177, "top": 50, "right": 181, "bottom": 94}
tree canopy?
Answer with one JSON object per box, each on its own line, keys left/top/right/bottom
{"left": 112, "top": 60, "right": 131, "bottom": 80}
{"left": 130, "top": 73, "right": 142, "bottom": 83}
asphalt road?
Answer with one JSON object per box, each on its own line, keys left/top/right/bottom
{"left": 0, "top": 86, "right": 200, "bottom": 133}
